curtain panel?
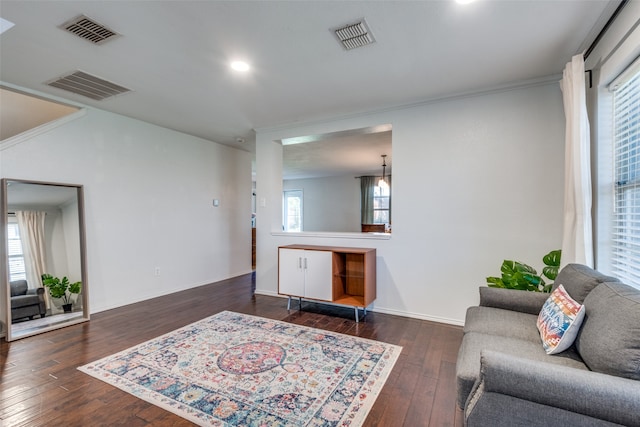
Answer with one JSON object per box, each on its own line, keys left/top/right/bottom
{"left": 360, "top": 176, "right": 377, "bottom": 224}
{"left": 360, "top": 175, "right": 392, "bottom": 226}
{"left": 560, "top": 54, "right": 594, "bottom": 268}
{"left": 16, "top": 210, "right": 50, "bottom": 308}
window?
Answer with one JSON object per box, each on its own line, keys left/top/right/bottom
{"left": 8, "top": 221, "right": 26, "bottom": 282}
{"left": 373, "top": 181, "right": 390, "bottom": 224}
{"left": 611, "top": 64, "right": 640, "bottom": 286}
{"left": 283, "top": 190, "right": 303, "bottom": 232}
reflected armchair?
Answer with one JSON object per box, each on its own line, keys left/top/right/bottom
{"left": 10, "top": 280, "right": 46, "bottom": 321}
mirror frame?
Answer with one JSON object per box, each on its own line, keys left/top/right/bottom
{"left": 1, "top": 178, "right": 89, "bottom": 341}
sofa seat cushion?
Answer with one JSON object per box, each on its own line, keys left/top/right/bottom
{"left": 553, "top": 264, "right": 619, "bottom": 304}
{"left": 464, "top": 306, "right": 540, "bottom": 342}
{"left": 10, "top": 294, "right": 41, "bottom": 309}
{"left": 456, "top": 332, "right": 588, "bottom": 409}
{"left": 575, "top": 281, "right": 640, "bottom": 380}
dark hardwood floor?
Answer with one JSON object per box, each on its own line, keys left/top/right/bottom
{"left": 1, "top": 273, "right": 464, "bottom": 426}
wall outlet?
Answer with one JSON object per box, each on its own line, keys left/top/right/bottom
{"left": 154, "top": 267, "right": 160, "bottom": 276}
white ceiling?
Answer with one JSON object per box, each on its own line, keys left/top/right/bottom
{"left": 6, "top": 180, "right": 78, "bottom": 208}
{"left": 283, "top": 128, "right": 392, "bottom": 180}
{"left": 0, "top": 0, "right": 618, "bottom": 159}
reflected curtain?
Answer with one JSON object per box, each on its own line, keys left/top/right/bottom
{"left": 360, "top": 176, "right": 376, "bottom": 224}
{"left": 16, "top": 211, "right": 49, "bottom": 308}
{"left": 387, "top": 175, "right": 392, "bottom": 225}
{"left": 559, "top": 54, "right": 594, "bottom": 268}
{"left": 360, "top": 175, "right": 392, "bottom": 225}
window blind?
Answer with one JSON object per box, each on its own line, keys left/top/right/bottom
{"left": 7, "top": 222, "right": 26, "bottom": 281}
{"left": 612, "top": 64, "right": 640, "bottom": 286}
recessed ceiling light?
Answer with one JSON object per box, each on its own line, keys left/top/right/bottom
{"left": 230, "top": 61, "right": 250, "bottom": 72}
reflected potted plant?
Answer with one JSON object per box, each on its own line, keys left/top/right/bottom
{"left": 41, "top": 273, "right": 82, "bottom": 313}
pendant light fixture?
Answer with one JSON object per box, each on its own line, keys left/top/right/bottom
{"left": 378, "top": 154, "right": 389, "bottom": 190}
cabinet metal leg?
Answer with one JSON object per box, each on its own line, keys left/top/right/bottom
{"left": 355, "top": 307, "right": 359, "bottom": 323}
{"left": 287, "top": 296, "right": 304, "bottom": 311}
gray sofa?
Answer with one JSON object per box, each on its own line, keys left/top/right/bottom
{"left": 10, "top": 279, "right": 47, "bottom": 321}
{"left": 456, "top": 264, "right": 640, "bottom": 426}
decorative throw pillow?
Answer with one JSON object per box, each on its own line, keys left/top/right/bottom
{"left": 537, "top": 284, "right": 586, "bottom": 354}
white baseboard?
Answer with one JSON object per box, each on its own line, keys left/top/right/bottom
{"left": 253, "top": 290, "right": 464, "bottom": 326}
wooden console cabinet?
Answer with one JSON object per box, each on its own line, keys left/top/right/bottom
{"left": 278, "top": 244, "right": 376, "bottom": 321}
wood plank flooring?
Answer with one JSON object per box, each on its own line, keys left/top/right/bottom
{"left": 1, "top": 273, "right": 464, "bottom": 426}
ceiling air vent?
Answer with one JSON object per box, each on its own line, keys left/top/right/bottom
{"left": 46, "top": 70, "right": 131, "bottom": 101}
{"left": 333, "top": 19, "right": 375, "bottom": 50}
{"left": 60, "top": 14, "right": 119, "bottom": 45}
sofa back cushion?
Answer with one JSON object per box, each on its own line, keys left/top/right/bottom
{"left": 553, "top": 264, "right": 618, "bottom": 304}
{"left": 575, "top": 281, "right": 640, "bottom": 380}
{"left": 10, "top": 280, "right": 28, "bottom": 297}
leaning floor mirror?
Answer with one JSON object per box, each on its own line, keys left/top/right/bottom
{"left": 1, "top": 179, "right": 89, "bottom": 341}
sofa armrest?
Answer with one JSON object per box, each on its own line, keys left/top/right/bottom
{"left": 479, "top": 286, "right": 549, "bottom": 315}
{"left": 26, "top": 287, "right": 46, "bottom": 303}
{"left": 26, "top": 287, "right": 45, "bottom": 296}
{"left": 465, "top": 351, "right": 640, "bottom": 427}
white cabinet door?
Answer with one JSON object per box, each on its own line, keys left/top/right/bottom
{"left": 303, "top": 250, "right": 333, "bottom": 301}
{"left": 279, "top": 248, "right": 305, "bottom": 296}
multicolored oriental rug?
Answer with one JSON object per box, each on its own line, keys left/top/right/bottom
{"left": 78, "top": 311, "right": 402, "bottom": 426}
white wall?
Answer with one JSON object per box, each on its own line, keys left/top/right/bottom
{"left": 62, "top": 199, "right": 81, "bottom": 283}
{"left": 283, "top": 175, "right": 360, "bottom": 232}
{"left": 1, "top": 107, "right": 252, "bottom": 315}
{"left": 256, "top": 82, "right": 565, "bottom": 324}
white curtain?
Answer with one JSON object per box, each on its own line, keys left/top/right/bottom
{"left": 16, "top": 211, "right": 50, "bottom": 308}
{"left": 559, "top": 54, "right": 594, "bottom": 268}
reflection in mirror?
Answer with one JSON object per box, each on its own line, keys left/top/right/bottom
{"left": 2, "top": 179, "right": 89, "bottom": 341}
{"left": 282, "top": 125, "right": 392, "bottom": 233}
{"left": 0, "top": 86, "right": 80, "bottom": 141}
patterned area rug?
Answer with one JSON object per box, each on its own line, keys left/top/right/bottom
{"left": 78, "top": 311, "right": 402, "bottom": 426}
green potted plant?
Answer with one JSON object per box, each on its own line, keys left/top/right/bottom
{"left": 41, "top": 273, "right": 82, "bottom": 313}
{"left": 486, "top": 249, "right": 561, "bottom": 293}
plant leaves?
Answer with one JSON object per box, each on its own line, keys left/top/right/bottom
{"left": 542, "top": 250, "right": 561, "bottom": 280}
{"left": 543, "top": 266, "right": 559, "bottom": 281}
{"left": 40, "top": 274, "right": 81, "bottom": 304}
{"left": 500, "top": 260, "right": 518, "bottom": 276}
{"left": 488, "top": 252, "right": 559, "bottom": 293}
{"left": 542, "top": 250, "right": 562, "bottom": 267}
{"left": 69, "top": 281, "right": 82, "bottom": 294}
{"left": 486, "top": 276, "right": 505, "bottom": 288}
{"left": 521, "top": 272, "right": 542, "bottom": 286}
{"left": 514, "top": 262, "right": 537, "bottom": 275}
